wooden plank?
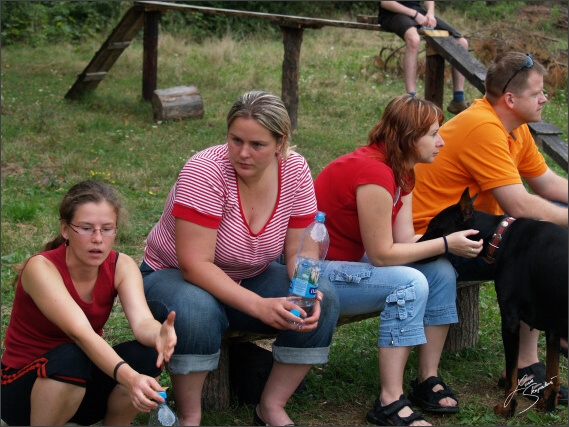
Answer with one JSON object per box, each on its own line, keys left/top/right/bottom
{"left": 423, "top": 35, "right": 487, "bottom": 94}
{"left": 83, "top": 71, "right": 107, "bottom": 82}
{"left": 528, "top": 121, "right": 563, "bottom": 135}
{"left": 528, "top": 122, "right": 568, "bottom": 171}
{"left": 135, "top": 1, "right": 385, "bottom": 31}
{"left": 419, "top": 28, "right": 449, "bottom": 37}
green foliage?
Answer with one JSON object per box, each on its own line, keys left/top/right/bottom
{"left": 1, "top": 1, "right": 128, "bottom": 46}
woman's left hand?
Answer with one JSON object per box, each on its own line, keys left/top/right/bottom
{"left": 286, "top": 290, "right": 323, "bottom": 332}
{"left": 155, "top": 311, "right": 177, "bottom": 368}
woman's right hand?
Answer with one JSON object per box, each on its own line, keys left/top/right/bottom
{"left": 447, "top": 230, "right": 483, "bottom": 258}
{"left": 123, "top": 372, "right": 165, "bottom": 413}
{"left": 257, "top": 292, "right": 322, "bottom": 332}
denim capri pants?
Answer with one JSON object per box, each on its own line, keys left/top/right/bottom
{"left": 140, "top": 261, "right": 340, "bottom": 375}
{"left": 319, "top": 255, "right": 458, "bottom": 348}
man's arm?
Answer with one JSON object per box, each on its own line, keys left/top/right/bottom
{"left": 491, "top": 181, "right": 568, "bottom": 228}
{"left": 524, "top": 168, "right": 568, "bottom": 205}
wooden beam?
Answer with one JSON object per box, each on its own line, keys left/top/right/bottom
{"left": 423, "top": 35, "right": 487, "bottom": 94}
{"left": 280, "top": 26, "right": 304, "bottom": 132}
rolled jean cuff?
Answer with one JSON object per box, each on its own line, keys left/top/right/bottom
{"left": 166, "top": 350, "right": 221, "bottom": 375}
{"left": 423, "top": 307, "right": 458, "bottom": 326}
{"left": 378, "top": 325, "right": 427, "bottom": 348}
{"left": 272, "top": 344, "right": 330, "bottom": 365}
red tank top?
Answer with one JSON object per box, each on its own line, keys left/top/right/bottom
{"left": 1, "top": 244, "right": 118, "bottom": 369}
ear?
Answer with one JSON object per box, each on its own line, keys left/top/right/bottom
{"left": 458, "top": 187, "right": 475, "bottom": 221}
{"left": 277, "top": 134, "right": 287, "bottom": 152}
{"left": 60, "top": 221, "right": 69, "bottom": 240}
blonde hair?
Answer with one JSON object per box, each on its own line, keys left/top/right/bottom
{"left": 226, "top": 90, "right": 294, "bottom": 159}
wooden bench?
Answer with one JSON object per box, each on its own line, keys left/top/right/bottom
{"left": 202, "top": 279, "right": 481, "bottom": 410}
{"left": 64, "top": 1, "right": 460, "bottom": 132}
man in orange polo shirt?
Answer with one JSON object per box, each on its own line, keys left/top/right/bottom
{"left": 413, "top": 51, "right": 568, "bottom": 402}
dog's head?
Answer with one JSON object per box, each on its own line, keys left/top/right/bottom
{"left": 418, "top": 187, "right": 478, "bottom": 242}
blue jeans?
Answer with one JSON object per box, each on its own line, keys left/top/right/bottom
{"left": 319, "top": 255, "right": 458, "bottom": 348}
{"left": 140, "top": 261, "right": 340, "bottom": 375}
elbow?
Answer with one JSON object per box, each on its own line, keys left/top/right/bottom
{"left": 367, "top": 254, "right": 390, "bottom": 267}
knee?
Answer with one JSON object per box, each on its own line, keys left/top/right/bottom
{"left": 404, "top": 31, "right": 421, "bottom": 51}
{"left": 317, "top": 281, "right": 340, "bottom": 324}
{"left": 408, "top": 273, "right": 429, "bottom": 303}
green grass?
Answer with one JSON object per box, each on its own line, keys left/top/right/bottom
{"left": 1, "top": 3, "right": 568, "bottom": 426}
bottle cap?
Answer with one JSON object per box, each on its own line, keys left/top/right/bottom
{"left": 290, "top": 309, "right": 301, "bottom": 317}
{"left": 157, "top": 391, "right": 168, "bottom": 399}
{"left": 315, "top": 211, "right": 326, "bottom": 222}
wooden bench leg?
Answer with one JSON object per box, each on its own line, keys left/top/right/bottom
{"left": 280, "top": 25, "right": 304, "bottom": 133}
{"left": 444, "top": 281, "right": 480, "bottom": 352}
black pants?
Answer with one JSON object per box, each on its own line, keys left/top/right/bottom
{"left": 1, "top": 341, "right": 161, "bottom": 426}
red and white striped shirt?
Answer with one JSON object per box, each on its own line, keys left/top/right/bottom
{"left": 143, "top": 144, "right": 317, "bottom": 281}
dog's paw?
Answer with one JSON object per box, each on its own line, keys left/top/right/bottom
{"left": 494, "top": 401, "right": 516, "bottom": 418}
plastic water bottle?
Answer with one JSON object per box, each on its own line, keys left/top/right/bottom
{"left": 287, "top": 211, "right": 329, "bottom": 320}
{"left": 148, "top": 391, "right": 180, "bottom": 426}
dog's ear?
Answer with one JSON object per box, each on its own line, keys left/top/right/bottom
{"left": 459, "top": 188, "right": 475, "bottom": 221}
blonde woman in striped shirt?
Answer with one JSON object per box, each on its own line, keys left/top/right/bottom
{"left": 140, "top": 90, "right": 340, "bottom": 426}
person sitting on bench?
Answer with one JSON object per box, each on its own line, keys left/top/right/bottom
{"left": 378, "top": 1, "right": 470, "bottom": 114}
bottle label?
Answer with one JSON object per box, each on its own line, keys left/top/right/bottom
{"left": 290, "top": 257, "right": 319, "bottom": 298}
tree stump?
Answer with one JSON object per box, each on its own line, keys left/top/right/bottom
{"left": 201, "top": 340, "right": 230, "bottom": 411}
{"left": 152, "top": 85, "right": 204, "bottom": 121}
{"left": 444, "top": 281, "right": 480, "bottom": 352}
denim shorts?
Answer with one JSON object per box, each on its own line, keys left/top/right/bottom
{"left": 140, "top": 261, "right": 340, "bottom": 375}
{"left": 319, "top": 255, "right": 458, "bottom": 348}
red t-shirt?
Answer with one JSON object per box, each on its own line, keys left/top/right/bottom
{"left": 314, "top": 145, "right": 408, "bottom": 261}
{"left": 2, "top": 244, "right": 118, "bottom": 369}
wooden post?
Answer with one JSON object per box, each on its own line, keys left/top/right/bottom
{"left": 202, "top": 341, "right": 231, "bottom": 410}
{"left": 444, "top": 281, "right": 480, "bottom": 352}
{"left": 280, "top": 25, "right": 304, "bottom": 132}
{"left": 424, "top": 43, "right": 445, "bottom": 109}
{"left": 143, "top": 11, "right": 160, "bottom": 101}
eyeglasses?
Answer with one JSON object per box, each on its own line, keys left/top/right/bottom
{"left": 69, "top": 223, "right": 117, "bottom": 237}
{"left": 502, "top": 53, "right": 534, "bottom": 93}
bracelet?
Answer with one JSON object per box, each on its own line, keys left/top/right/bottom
{"left": 413, "top": 10, "right": 419, "bottom": 19}
{"left": 442, "top": 235, "right": 448, "bottom": 255}
{"left": 113, "top": 360, "right": 127, "bottom": 381}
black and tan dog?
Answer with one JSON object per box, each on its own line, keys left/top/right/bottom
{"left": 418, "top": 187, "right": 568, "bottom": 417}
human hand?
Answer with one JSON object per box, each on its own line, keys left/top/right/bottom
{"left": 448, "top": 230, "right": 483, "bottom": 258}
{"left": 155, "top": 311, "right": 177, "bottom": 368}
{"left": 257, "top": 293, "right": 322, "bottom": 332}
{"left": 127, "top": 374, "right": 164, "bottom": 413}
{"left": 287, "top": 290, "right": 323, "bottom": 332}
{"left": 425, "top": 15, "right": 437, "bottom": 28}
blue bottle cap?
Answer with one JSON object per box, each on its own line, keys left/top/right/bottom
{"left": 157, "top": 391, "right": 168, "bottom": 400}
{"left": 315, "top": 211, "right": 326, "bottom": 222}
{"left": 290, "top": 309, "right": 301, "bottom": 317}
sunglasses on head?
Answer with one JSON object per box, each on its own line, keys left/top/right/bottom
{"left": 502, "top": 53, "right": 534, "bottom": 93}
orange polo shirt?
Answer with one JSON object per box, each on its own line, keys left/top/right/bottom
{"left": 412, "top": 97, "right": 547, "bottom": 234}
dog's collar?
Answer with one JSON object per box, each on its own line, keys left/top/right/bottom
{"left": 485, "top": 216, "right": 516, "bottom": 263}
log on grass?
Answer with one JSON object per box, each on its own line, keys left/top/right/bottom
{"left": 152, "top": 85, "right": 204, "bottom": 121}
